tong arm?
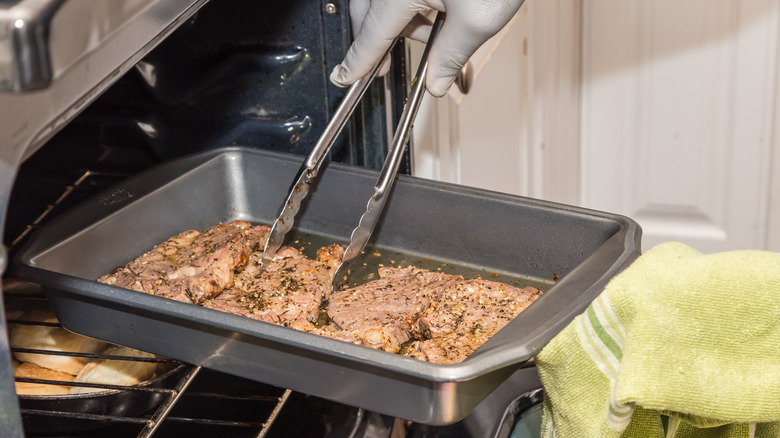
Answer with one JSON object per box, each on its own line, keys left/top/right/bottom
{"left": 260, "top": 40, "right": 399, "bottom": 268}
{"left": 332, "top": 12, "right": 446, "bottom": 290}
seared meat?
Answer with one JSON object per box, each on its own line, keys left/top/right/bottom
{"left": 327, "top": 267, "right": 542, "bottom": 363}
{"left": 97, "top": 229, "right": 198, "bottom": 302}
{"left": 294, "top": 323, "right": 368, "bottom": 346}
{"left": 402, "top": 336, "right": 483, "bottom": 364}
{"left": 100, "top": 222, "right": 544, "bottom": 364}
{"left": 98, "top": 221, "right": 267, "bottom": 304}
{"left": 167, "top": 221, "right": 267, "bottom": 304}
{"left": 203, "top": 244, "right": 343, "bottom": 327}
{"left": 403, "top": 279, "right": 542, "bottom": 364}
{"left": 415, "top": 279, "right": 542, "bottom": 339}
{"left": 327, "top": 266, "right": 460, "bottom": 353}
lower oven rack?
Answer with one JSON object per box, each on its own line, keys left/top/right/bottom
{"left": 6, "top": 289, "right": 296, "bottom": 438}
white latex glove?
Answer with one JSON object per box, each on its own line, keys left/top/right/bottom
{"left": 330, "top": 0, "right": 525, "bottom": 97}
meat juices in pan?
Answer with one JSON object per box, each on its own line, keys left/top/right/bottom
{"left": 98, "top": 220, "right": 543, "bottom": 364}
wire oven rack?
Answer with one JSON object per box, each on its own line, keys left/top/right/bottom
{"left": 6, "top": 293, "right": 293, "bottom": 437}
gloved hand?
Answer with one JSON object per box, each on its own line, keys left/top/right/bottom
{"left": 330, "top": 0, "right": 525, "bottom": 97}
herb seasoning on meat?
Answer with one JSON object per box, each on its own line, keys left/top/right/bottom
{"left": 98, "top": 220, "right": 543, "bottom": 364}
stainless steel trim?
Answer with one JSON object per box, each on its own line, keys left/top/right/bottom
{"left": 0, "top": 0, "right": 210, "bottom": 170}
{"left": 456, "top": 60, "right": 473, "bottom": 95}
{"left": 0, "top": 0, "right": 211, "bottom": 244}
{"left": 0, "top": 0, "right": 63, "bottom": 92}
{"left": 0, "top": 0, "right": 210, "bottom": 93}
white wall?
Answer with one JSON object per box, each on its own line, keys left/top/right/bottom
{"left": 580, "top": 0, "right": 780, "bottom": 252}
{"left": 412, "top": 0, "right": 581, "bottom": 204}
{"left": 412, "top": 0, "right": 780, "bottom": 253}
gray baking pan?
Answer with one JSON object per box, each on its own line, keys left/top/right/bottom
{"left": 13, "top": 147, "right": 640, "bottom": 425}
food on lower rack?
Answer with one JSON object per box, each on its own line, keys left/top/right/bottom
{"left": 98, "top": 220, "right": 543, "bottom": 364}
{"left": 10, "top": 310, "right": 109, "bottom": 375}
{"left": 71, "top": 346, "right": 157, "bottom": 394}
{"left": 15, "top": 362, "right": 75, "bottom": 396}
{"left": 8, "top": 304, "right": 163, "bottom": 396}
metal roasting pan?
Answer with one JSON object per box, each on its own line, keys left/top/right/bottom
{"left": 12, "top": 147, "right": 641, "bottom": 425}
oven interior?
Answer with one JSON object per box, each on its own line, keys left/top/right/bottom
{"left": 1, "top": 0, "right": 545, "bottom": 436}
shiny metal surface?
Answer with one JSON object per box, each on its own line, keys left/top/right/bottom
{"left": 332, "top": 13, "right": 445, "bottom": 290}
{"left": 262, "top": 41, "right": 397, "bottom": 267}
{"left": 0, "top": 0, "right": 209, "bottom": 240}
{"left": 0, "top": 0, "right": 209, "bottom": 164}
{"left": 456, "top": 61, "right": 473, "bottom": 95}
{"left": 0, "top": 0, "right": 204, "bottom": 93}
{"left": 0, "top": 0, "right": 63, "bottom": 92}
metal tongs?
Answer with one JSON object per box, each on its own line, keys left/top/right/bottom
{"left": 262, "top": 13, "right": 446, "bottom": 292}
{"left": 259, "top": 39, "right": 399, "bottom": 268}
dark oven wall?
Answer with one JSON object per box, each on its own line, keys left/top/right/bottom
{"left": 5, "top": 0, "right": 409, "bottom": 250}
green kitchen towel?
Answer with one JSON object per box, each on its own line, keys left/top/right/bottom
{"left": 536, "top": 242, "right": 780, "bottom": 438}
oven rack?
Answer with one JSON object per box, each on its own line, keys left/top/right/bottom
{"left": 6, "top": 290, "right": 295, "bottom": 437}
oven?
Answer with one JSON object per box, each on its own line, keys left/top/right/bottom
{"left": 0, "top": 1, "right": 638, "bottom": 436}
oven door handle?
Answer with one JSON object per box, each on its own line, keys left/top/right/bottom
{"left": 0, "top": 0, "right": 204, "bottom": 92}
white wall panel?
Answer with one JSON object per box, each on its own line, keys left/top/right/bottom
{"left": 412, "top": 0, "right": 581, "bottom": 204}
{"left": 581, "top": 0, "right": 780, "bottom": 252}
{"left": 412, "top": 0, "right": 780, "bottom": 252}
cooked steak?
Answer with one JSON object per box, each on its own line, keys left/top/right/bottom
{"left": 203, "top": 244, "right": 343, "bottom": 327}
{"left": 98, "top": 221, "right": 267, "bottom": 304}
{"left": 402, "top": 336, "right": 484, "bottom": 364}
{"left": 296, "top": 323, "right": 368, "bottom": 346}
{"left": 403, "top": 279, "right": 543, "bottom": 364}
{"left": 100, "top": 222, "right": 544, "bottom": 364}
{"left": 326, "top": 267, "right": 542, "bottom": 362}
{"left": 326, "top": 266, "right": 460, "bottom": 353}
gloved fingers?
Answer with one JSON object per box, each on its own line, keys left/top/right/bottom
{"left": 342, "top": 0, "right": 396, "bottom": 79}
{"left": 425, "top": 2, "right": 522, "bottom": 96}
{"left": 401, "top": 12, "right": 434, "bottom": 42}
{"left": 348, "top": 0, "right": 371, "bottom": 35}
{"left": 366, "top": 11, "right": 434, "bottom": 78}
{"left": 330, "top": 0, "right": 426, "bottom": 87}
{"left": 353, "top": 0, "right": 434, "bottom": 43}
{"left": 423, "top": 19, "right": 475, "bottom": 96}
